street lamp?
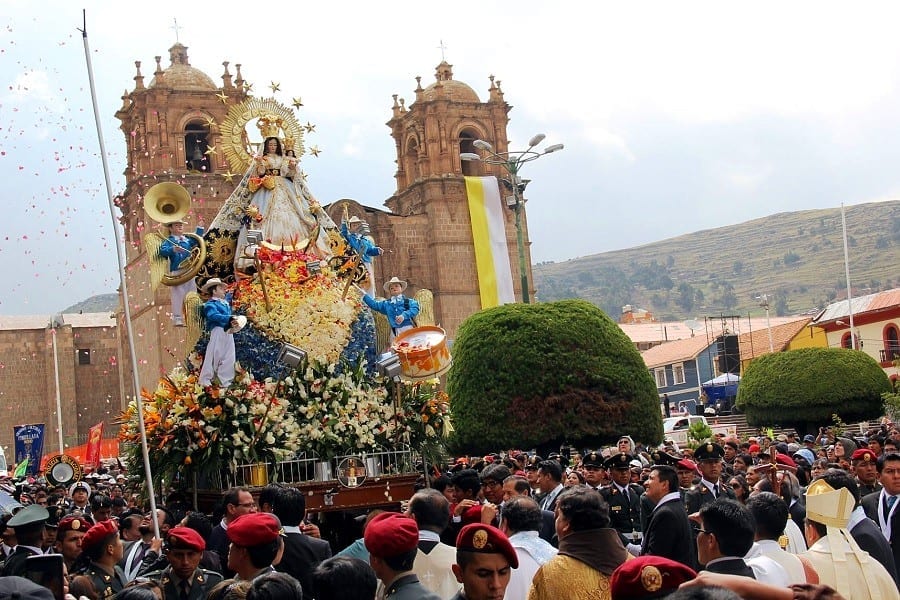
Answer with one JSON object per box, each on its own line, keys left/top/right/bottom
{"left": 460, "top": 134, "right": 563, "bottom": 303}
{"left": 757, "top": 294, "right": 775, "bottom": 353}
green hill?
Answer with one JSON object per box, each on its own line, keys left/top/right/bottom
{"left": 533, "top": 201, "right": 900, "bottom": 321}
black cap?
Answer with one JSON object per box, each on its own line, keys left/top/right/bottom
{"left": 524, "top": 455, "right": 543, "bottom": 470}
{"left": 604, "top": 452, "right": 634, "bottom": 470}
{"left": 582, "top": 451, "right": 604, "bottom": 468}
{"left": 693, "top": 442, "right": 725, "bottom": 462}
{"left": 649, "top": 449, "right": 679, "bottom": 467}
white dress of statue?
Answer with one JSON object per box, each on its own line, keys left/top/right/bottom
{"left": 234, "top": 134, "right": 335, "bottom": 271}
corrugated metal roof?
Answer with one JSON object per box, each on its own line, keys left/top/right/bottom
{"left": 0, "top": 313, "right": 117, "bottom": 331}
{"left": 811, "top": 288, "right": 900, "bottom": 324}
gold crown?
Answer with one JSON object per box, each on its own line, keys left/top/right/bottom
{"left": 256, "top": 114, "right": 283, "bottom": 138}
{"left": 284, "top": 136, "right": 295, "bottom": 151}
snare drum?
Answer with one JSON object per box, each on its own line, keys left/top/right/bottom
{"left": 391, "top": 326, "right": 452, "bottom": 381}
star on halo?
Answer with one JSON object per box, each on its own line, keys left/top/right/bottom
{"left": 305, "top": 122, "right": 316, "bottom": 133}
{"left": 216, "top": 92, "right": 229, "bottom": 104}
{"left": 204, "top": 145, "right": 217, "bottom": 156}
{"left": 243, "top": 82, "right": 254, "bottom": 92}
{"left": 292, "top": 97, "right": 303, "bottom": 109}
{"left": 204, "top": 117, "right": 216, "bottom": 128}
{"left": 309, "top": 146, "right": 321, "bottom": 157}
{"left": 221, "top": 171, "right": 236, "bottom": 184}
{"left": 269, "top": 81, "right": 281, "bottom": 93}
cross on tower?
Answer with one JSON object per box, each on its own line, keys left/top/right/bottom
{"left": 171, "top": 18, "right": 182, "bottom": 43}
{"left": 437, "top": 39, "right": 448, "bottom": 61}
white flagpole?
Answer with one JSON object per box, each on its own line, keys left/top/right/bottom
{"left": 841, "top": 203, "right": 857, "bottom": 349}
{"left": 78, "top": 11, "right": 160, "bottom": 539}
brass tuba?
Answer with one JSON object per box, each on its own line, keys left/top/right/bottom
{"left": 143, "top": 182, "right": 206, "bottom": 286}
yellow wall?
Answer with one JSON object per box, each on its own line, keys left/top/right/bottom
{"left": 787, "top": 325, "right": 828, "bottom": 350}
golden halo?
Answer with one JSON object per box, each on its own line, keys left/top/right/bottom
{"left": 220, "top": 96, "right": 305, "bottom": 173}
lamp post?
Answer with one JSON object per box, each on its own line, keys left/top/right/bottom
{"left": 757, "top": 295, "right": 775, "bottom": 353}
{"left": 461, "top": 134, "right": 563, "bottom": 303}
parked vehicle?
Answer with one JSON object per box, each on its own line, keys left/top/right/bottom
{"left": 663, "top": 415, "right": 735, "bottom": 446}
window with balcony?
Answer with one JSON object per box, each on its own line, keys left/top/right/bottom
{"left": 882, "top": 324, "right": 900, "bottom": 364}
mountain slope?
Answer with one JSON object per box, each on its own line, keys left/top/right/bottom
{"left": 533, "top": 201, "right": 900, "bottom": 321}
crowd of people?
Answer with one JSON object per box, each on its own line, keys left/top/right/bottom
{"left": 2, "top": 424, "right": 900, "bottom": 599}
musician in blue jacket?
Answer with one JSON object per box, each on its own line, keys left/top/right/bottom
{"left": 199, "top": 278, "right": 239, "bottom": 388}
{"left": 362, "top": 276, "right": 419, "bottom": 339}
{"left": 341, "top": 215, "right": 382, "bottom": 296}
{"left": 159, "top": 218, "right": 204, "bottom": 326}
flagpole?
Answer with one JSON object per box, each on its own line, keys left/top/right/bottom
{"left": 78, "top": 11, "right": 160, "bottom": 539}
{"left": 841, "top": 204, "right": 857, "bottom": 349}
{"left": 50, "top": 318, "right": 64, "bottom": 454}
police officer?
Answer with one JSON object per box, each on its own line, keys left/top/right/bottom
{"left": 76, "top": 520, "right": 126, "bottom": 598}
{"left": 599, "top": 453, "right": 644, "bottom": 543}
{"left": 684, "top": 441, "right": 734, "bottom": 516}
{"left": 0, "top": 505, "right": 48, "bottom": 577}
{"left": 144, "top": 526, "right": 223, "bottom": 600}
{"left": 581, "top": 452, "right": 606, "bottom": 491}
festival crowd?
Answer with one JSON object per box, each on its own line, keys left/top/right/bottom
{"left": 2, "top": 423, "right": 900, "bottom": 599}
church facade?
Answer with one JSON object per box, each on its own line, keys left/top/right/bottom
{"left": 113, "top": 42, "right": 533, "bottom": 394}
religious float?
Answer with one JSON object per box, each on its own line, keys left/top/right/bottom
{"left": 118, "top": 96, "right": 452, "bottom": 517}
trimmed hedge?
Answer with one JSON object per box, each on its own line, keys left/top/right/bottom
{"left": 735, "top": 347, "right": 889, "bottom": 433}
{"left": 446, "top": 299, "right": 662, "bottom": 454}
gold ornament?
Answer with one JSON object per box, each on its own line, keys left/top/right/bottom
{"left": 640, "top": 565, "right": 663, "bottom": 592}
{"left": 309, "top": 145, "right": 321, "bottom": 157}
{"left": 472, "top": 529, "right": 488, "bottom": 549}
{"left": 216, "top": 91, "right": 229, "bottom": 104}
{"left": 219, "top": 96, "right": 305, "bottom": 173}
{"left": 292, "top": 97, "right": 303, "bottom": 109}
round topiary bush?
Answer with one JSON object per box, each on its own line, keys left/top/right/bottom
{"left": 446, "top": 299, "right": 662, "bottom": 454}
{"left": 735, "top": 347, "right": 890, "bottom": 434}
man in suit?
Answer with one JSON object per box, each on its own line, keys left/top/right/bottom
{"left": 208, "top": 486, "right": 256, "bottom": 578}
{"left": 696, "top": 499, "right": 756, "bottom": 578}
{"left": 144, "top": 527, "right": 222, "bottom": 600}
{"left": 365, "top": 513, "right": 440, "bottom": 600}
{"left": 272, "top": 487, "right": 332, "bottom": 597}
{"left": 635, "top": 465, "right": 696, "bottom": 569}
{"left": 861, "top": 451, "right": 900, "bottom": 578}
{"left": 501, "top": 476, "right": 556, "bottom": 546}
{"left": 600, "top": 452, "right": 645, "bottom": 544}
{"left": 537, "top": 460, "right": 564, "bottom": 513}
{"left": 0, "top": 505, "right": 48, "bottom": 577}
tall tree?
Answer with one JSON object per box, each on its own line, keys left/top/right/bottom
{"left": 447, "top": 299, "right": 663, "bottom": 454}
{"left": 735, "top": 348, "right": 890, "bottom": 435}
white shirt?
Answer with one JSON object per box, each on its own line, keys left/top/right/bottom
{"left": 747, "top": 540, "right": 803, "bottom": 584}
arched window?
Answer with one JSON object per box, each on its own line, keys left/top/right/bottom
{"left": 884, "top": 324, "right": 900, "bottom": 362}
{"left": 840, "top": 332, "right": 853, "bottom": 349}
{"left": 184, "top": 122, "right": 212, "bottom": 172}
{"left": 405, "top": 138, "right": 419, "bottom": 181}
{"left": 459, "top": 130, "right": 479, "bottom": 176}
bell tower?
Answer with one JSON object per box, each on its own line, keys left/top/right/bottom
{"left": 377, "top": 61, "right": 532, "bottom": 337}
{"left": 114, "top": 42, "right": 247, "bottom": 388}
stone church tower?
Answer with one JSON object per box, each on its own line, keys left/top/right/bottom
{"left": 113, "top": 43, "right": 247, "bottom": 388}
{"left": 113, "top": 46, "right": 530, "bottom": 393}
{"left": 329, "top": 61, "right": 532, "bottom": 338}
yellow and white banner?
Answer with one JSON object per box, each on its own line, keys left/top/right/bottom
{"left": 464, "top": 176, "right": 515, "bottom": 308}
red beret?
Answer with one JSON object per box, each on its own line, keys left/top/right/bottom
{"left": 610, "top": 555, "right": 697, "bottom": 599}
{"left": 455, "top": 523, "right": 518, "bottom": 569}
{"left": 364, "top": 512, "right": 418, "bottom": 558}
{"left": 226, "top": 513, "right": 281, "bottom": 547}
{"left": 81, "top": 519, "right": 118, "bottom": 551}
{"left": 675, "top": 458, "right": 697, "bottom": 472}
{"left": 748, "top": 444, "right": 760, "bottom": 454}
{"left": 167, "top": 526, "right": 205, "bottom": 552}
{"left": 774, "top": 453, "right": 797, "bottom": 469}
{"left": 57, "top": 516, "right": 88, "bottom": 536}
{"left": 852, "top": 448, "right": 878, "bottom": 463}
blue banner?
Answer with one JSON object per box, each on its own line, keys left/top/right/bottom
{"left": 13, "top": 424, "right": 45, "bottom": 477}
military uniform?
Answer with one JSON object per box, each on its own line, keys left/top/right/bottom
{"left": 0, "top": 505, "right": 49, "bottom": 577}
{"left": 683, "top": 442, "right": 734, "bottom": 516}
{"left": 145, "top": 566, "right": 223, "bottom": 600}
{"left": 599, "top": 453, "right": 645, "bottom": 542}
{"left": 83, "top": 562, "right": 127, "bottom": 598}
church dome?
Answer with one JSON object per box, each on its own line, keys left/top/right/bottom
{"left": 149, "top": 43, "right": 217, "bottom": 92}
{"left": 421, "top": 61, "right": 480, "bottom": 103}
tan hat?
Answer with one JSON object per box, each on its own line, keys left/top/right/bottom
{"left": 347, "top": 216, "right": 363, "bottom": 224}
{"left": 226, "top": 315, "right": 247, "bottom": 334}
{"left": 383, "top": 276, "right": 407, "bottom": 293}
{"left": 165, "top": 219, "right": 188, "bottom": 227}
{"left": 201, "top": 278, "right": 226, "bottom": 293}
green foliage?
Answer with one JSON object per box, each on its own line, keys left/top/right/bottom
{"left": 688, "top": 420, "right": 713, "bottom": 449}
{"left": 446, "top": 299, "right": 663, "bottom": 454}
{"left": 736, "top": 348, "right": 890, "bottom": 433}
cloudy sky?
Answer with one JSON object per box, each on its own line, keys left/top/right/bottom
{"left": 3, "top": 1, "right": 900, "bottom": 315}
